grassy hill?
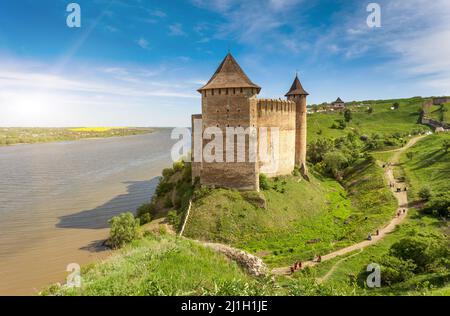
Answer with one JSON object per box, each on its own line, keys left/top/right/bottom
{"left": 184, "top": 158, "right": 396, "bottom": 267}
{"left": 308, "top": 97, "right": 429, "bottom": 143}
{"left": 296, "top": 208, "right": 449, "bottom": 296}
{"left": 397, "top": 133, "right": 450, "bottom": 200}
{"left": 41, "top": 234, "right": 273, "bottom": 296}
{"left": 302, "top": 134, "right": 450, "bottom": 296}
{"left": 41, "top": 96, "right": 448, "bottom": 296}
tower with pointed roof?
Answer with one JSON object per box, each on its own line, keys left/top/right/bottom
{"left": 191, "top": 53, "right": 309, "bottom": 191}
{"left": 193, "top": 53, "right": 261, "bottom": 190}
{"left": 285, "top": 74, "right": 309, "bottom": 175}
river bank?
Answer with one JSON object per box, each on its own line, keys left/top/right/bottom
{"left": 0, "top": 127, "right": 157, "bottom": 147}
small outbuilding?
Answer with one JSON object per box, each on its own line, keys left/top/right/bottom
{"left": 331, "top": 97, "right": 345, "bottom": 109}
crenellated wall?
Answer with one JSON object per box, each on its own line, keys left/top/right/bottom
{"left": 256, "top": 99, "right": 296, "bottom": 177}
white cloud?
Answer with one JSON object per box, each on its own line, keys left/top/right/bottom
{"left": 136, "top": 38, "right": 150, "bottom": 49}
{"left": 150, "top": 10, "right": 167, "bottom": 18}
{"left": 168, "top": 23, "right": 186, "bottom": 36}
{"left": 0, "top": 58, "right": 200, "bottom": 126}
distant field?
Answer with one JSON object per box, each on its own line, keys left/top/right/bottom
{"left": 0, "top": 127, "right": 155, "bottom": 146}
{"left": 308, "top": 97, "right": 429, "bottom": 143}
{"left": 68, "top": 127, "right": 125, "bottom": 132}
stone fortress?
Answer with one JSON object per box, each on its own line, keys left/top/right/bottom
{"left": 191, "top": 53, "right": 309, "bottom": 191}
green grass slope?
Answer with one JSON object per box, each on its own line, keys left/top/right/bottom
{"left": 42, "top": 234, "right": 273, "bottom": 296}
{"left": 397, "top": 134, "right": 450, "bottom": 200}
{"left": 308, "top": 98, "right": 428, "bottom": 142}
{"left": 184, "top": 158, "right": 396, "bottom": 267}
{"left": 306, "top": 209, "right": 449, "bottom": 296}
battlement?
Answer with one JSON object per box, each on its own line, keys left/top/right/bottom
{"left": 257, "top": 98, "right": 296, "bottom": 114}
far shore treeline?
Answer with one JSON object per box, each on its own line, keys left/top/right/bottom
{"left": 0, "top": 127, "right": 157, "bottom": 146}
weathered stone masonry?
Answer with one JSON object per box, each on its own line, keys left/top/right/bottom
{"left": 191, "top": 53, "right": 309, "bottom": 191}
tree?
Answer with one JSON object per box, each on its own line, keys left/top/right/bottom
{"left": 418, "top": 186, "right": 432, "bottom": 201}
{"left": 393, "top": 102, "right": 400, "bottom": 109}
{"left": 108, "top": 212, "right": 140, "bottom": 249}
{"left": 307, "top": 138, "right": 334, "bottom": 163}
{"left": 443, "top": 139, "right": 450, "bottom": 153}
{"left": 367, "top": 107, "right": 374, "bottom": 114}
{"left": 323, "top": 151, "right": 349, "bottom": 179}
{"left": 344, "top": 109, "right": 352, "bottom": 122}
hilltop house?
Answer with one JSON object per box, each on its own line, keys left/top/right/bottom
{"left": 330, "top": 97, "right": 345, "bottom": 110}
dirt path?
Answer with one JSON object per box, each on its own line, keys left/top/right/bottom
{"left": 317, "top": 249, "right": 364, "bottom": 283}
{"left": 272, "top": 136, "right": 426, "bottom": 276}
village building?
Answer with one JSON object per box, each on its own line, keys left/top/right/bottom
{"left": 330, "top": 97, "right": 345, "bottom": 110}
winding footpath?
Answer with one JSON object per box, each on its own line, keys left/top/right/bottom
{"left": 272, "top": 135, "right": 426, "bottom": 276}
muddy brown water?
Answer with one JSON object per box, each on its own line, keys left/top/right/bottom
{"left": 0, "top": 130, "right": 177, "bottom": 295}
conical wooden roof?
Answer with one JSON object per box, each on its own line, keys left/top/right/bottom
{"left": 285, "top": 75, "right": 309, "bottom": 96}
{"left": 198, "top": 53, "right": 261, "bottom": 92}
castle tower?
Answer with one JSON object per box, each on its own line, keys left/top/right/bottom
{"left": 195, "top": 53, "right": 261, "bottom": 190}
{"left": 285, "top": 75, "right": 309, "bottom": 176}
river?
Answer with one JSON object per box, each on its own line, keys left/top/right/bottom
{"left": 0, "top": 129, "right": 177, "bottom": 295}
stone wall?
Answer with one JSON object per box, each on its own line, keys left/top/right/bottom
{"left": 192, "top": 89, "right": 304, "bottom": 190}
{"left": 198, "top": 87, "right": 259, "bottom": 191}
{"left": 256, "top": 99, "right": 296, "bottom": 177}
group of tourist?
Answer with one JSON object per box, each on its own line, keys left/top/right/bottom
{"left": 290, "top": 255, "right": 322, "bottom": 274}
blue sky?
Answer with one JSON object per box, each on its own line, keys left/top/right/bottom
{"left": 0, "top": 0, "right": 449, "bottom": 127}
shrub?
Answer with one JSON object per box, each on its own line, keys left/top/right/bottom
{"left": 259, "top": 174, "right": 270, "bottom": 190}
{"left": 155, "top": 181, "right": 175, "bottom": 197}
{"left": 344, "top": 109, "right": 352, "bottom": 122}
{"left": 389, "top": 236, "right": 449, "bottom": 272}
{"left": 379, "top": 255, "right": 416, "bottom": 285}
{"left": 164, "top": 196, "right": 174, "bottom": 208}
{"left": 162, "top": 168, "right": 175, "bottom": 179}
{"left": 323, "top": 151, "right": 348, "bottom": 178}
{"left": 193, "top": 186, "right": 211, "bottom": 201}
{"left": 167, "top": 210, "right": 179, "bottom": 227}
{"left": 108, "top": 213, "right": 140, "bottom": 249}
{"left": 418, "top": 187, "right": 432, "bottom": 201}
{"left": 137, "top": 203, "right": 155, "bottom": 218}
{"left": 422, "top": 192, "right": 450, "bottom": 218}
{"left": 182, "top": 162, "right": 192, "bottom": 181}
{"left": 140, "top": 213, "right": 152, "bottom": 225}
{"left": 173, "top": 161, "right": 184, "bottom": 173}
